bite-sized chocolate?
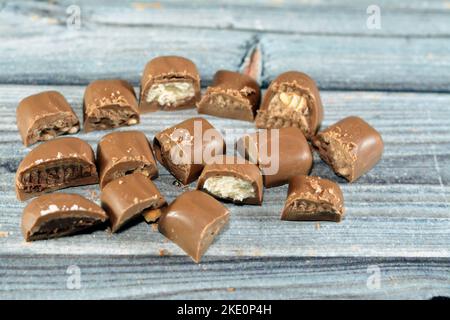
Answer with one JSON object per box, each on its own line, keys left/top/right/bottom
{"left": 101, "top": 173, "right": 166, "bottom": 232}
{"left": 281, "top": 176, "right": 345, "bottom": 222}
{"left": 21, "top": 193, "right": 108, "bottom": 241}
{"left": 16, "top": 91, "right": 80, "bottom": 147}
{"left": 255, "top": 71, "right": 323, "bottom": 139}
{"left": 139, "top": 56, "right": 201, "bottom": 112}
{"left": 83, "top": 79, "right": 139, "bottom": 132}
{"left": 312, "top": 116, "right": 383, "bottom": 182}
{"left": 15, "top": 137, "right": 98, "bottom": 201}
{"left": 158, "top": 190, "right": 229, "bottom": 263}
{"left": 197, "top": 70, "right": 260, "bottom": 122}
{"left": 97, "top": 130, "right": 158, "bottom": 189}
{"left": 197, "top": 155, "right": 263, "bottom": 205}
{"left": 237, "top": 127, "right": 313, "bottom": 188}
{"left": 153, "top": 117, "right": 225, "bottom": 185}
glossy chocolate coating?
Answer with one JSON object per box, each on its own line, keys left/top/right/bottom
{"left": 22, "top": 193, "right": 108, "bottom": 241}
{"left": 139, "top": 56, "right": 201, "bottom": 112}
{"left": 16, "top": 91, "right": 80, "bottom": 146}
{"left": 101, "top": 173, "right": 166, "bottom": 232}
{"left": 197, "top": 70, "right": 261, "bottom": 122}
{"left": 255, "top": 71, "right": 323, "bottom": 139}
{"left": 281, "top": 175, "right": 345, "bottom": 222}
{"left": 153, "top": 117, "right": 226, "bottom": 185}
{"left": 158, "top": 190, "right": 230, "bottom": 263}
{"left": 197, "top": 155, "right": 263, "bottom": 205}
{"left": 237, "top": 127, "right": 313, "bottom": 188}
{"left": 16, "top": 137, "right": 98, "bottom": 201}
{"left": 97, "top": 130, "right": 158, "bottom": 189}
{"left": 312, "top": 116, "right": 384, "bottom": 182}
{"left": 83, "top": 79, "right": 139, "bottom": 132}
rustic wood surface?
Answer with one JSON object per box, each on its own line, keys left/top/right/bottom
{"left": 0, "top": 0, "right": 449, "bottom": 299}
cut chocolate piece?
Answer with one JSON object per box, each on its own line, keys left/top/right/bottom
{"left": 197, "top": 155, "right": 263, "bottom": 205}
{"left": 15, "top": 137, "right": 98, "bottom": 201}
{"left": 255, "top": 71, "right": 323, "bottom": 139}
{"left": 236, "top": 127, "right": 313, "bottom": 188}
{"left": 158, "top": 190, "right": 229, "bottom": 263}
{"left": 153, "top": 117, "right": 226, "bottom": 185}
{"left": 101, "top": 173, "right": 166, "bottom": 232}
{"left": 16, "top": 91, "right": 80, "bottom": 147}
{"left": 83, "top": 79, "right": 139, "bottom": 132}
{"left": 197, "top": 70, "right": 260, "bottom": 122}
{"left": 21, "top": 193, "right": 108, "bottom": 241}
{"left": 312, "top": 116, "right": 384, "bottom": 182}
{"left": 139, "top": 56, "right": 201, "bottom": 113}
{"left": 97, "top": 130, "right": 158, "bottom": 189}
{"left": 281, "top": 175, "right": 345, "bottom": 222}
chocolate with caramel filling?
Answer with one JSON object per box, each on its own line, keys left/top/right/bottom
{"left": 255, "top": 71, "right": 323, "bottom": 139}
{"left": 312, "top": 116, "right": 384, "bottom": 182}
{"left": 21, "top": 193, "right": 108, "bottom": 241}
{"left": 15, "top": 137, "right": 98, "bottom": 201}
{"left": 281, "top": 176, "right": 345, "bottom": 222}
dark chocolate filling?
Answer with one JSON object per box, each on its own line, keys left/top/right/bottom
{"left": 28, "top": 216, "right": 101, "bottom": 241}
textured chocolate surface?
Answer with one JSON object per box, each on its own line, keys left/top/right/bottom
{"left": 153, "top": 117, "right": 226, "bottom": 185}
{"left": 101, "top": 173, "right": 166, "bottom": 232}
{"left": 83, "top": 79, "right": 139, "bottom": 132}
{"left": 237, "top": 127, "right": 313, "bottom": 188}
{"left": 16, "top": 91, "right": 80, "bottom": 147}
{"left": 97, "top": 130, "right": 158, "bottom": 189}
{"left": 197, "top": 155, "right": 263, "bottom": 205}
{"left": 21, "top": 193, "right": 107, "bottom": 241}
{"left": 15, "top": 137, "right": 98, "bottom": 201}
{"left": 312, "top": 116, "right": 384, "bottom": 182}
{"left": 139, "top": 56, "right": 201, "bottom": 112}
{"left": 255, "top": 71, "right": 323, "bottom": 139}
{"left": 158, "top": 190, "right": 229, "bottom": 263}
{"left": 197, "top": 70, "right": 261, "bottom": 122}
{"left": 281, "top": 175, "right": 345, "bottom": 222}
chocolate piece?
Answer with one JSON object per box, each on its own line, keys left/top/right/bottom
{"left": 153, "top": 117, "right": 226, "bottom": 185}
{"left": 97, "top": 130, "right": 158, "bottom": 189}
{"left": 281, "top": 176, "right": 344, "bottom": 222}
{"left": 197, "top": 70, "right": 260, "bottom": 122}
{"left": 197, "top": 155, "right": 263, "bottom": 205}
{"left": 158, "top": 190, "right": 229, "bottom": 263}
{"left": 255, "top": 71, "right": 323, "bottom": 139}
{"left": 16, "top": 91, "right": 80, "bottom": 147}
{"left": 139, "top": 56, "right": 201, "bottom": 112}
{"left": 312, "top": 116, "right": 384, "bottom": 182}
{"left": 21, "top": 193, "right": 108, "bottom": 241}
{"left": 15, "top": 137, "right": 98, "bottom": 201}
{"left": 83, "top": 79, "right": 139, "bottom": 132}
{"left": 237, "top": 127, "right": 313, "bottom": 188}
{"left": 101, "top": 173, "right": 166, "bottom": 232}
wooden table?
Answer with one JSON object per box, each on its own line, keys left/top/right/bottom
{"left": 0, "top": 0, "right": 449, "bottom": 299}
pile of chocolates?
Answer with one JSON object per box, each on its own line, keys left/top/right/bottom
{"left": 15, "top": 56, "right": 384, "bottom": 263}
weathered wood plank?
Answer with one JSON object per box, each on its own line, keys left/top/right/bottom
{"left": 0, "top": 255, "right": 449, "bottom": 299}
{"left": 0, "top": 85, "right": 449, "bottom": 259}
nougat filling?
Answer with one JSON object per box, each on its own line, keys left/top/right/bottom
{"left": 88, "top": 108, "right": 138, "bottom": 129}
{"left": 203, "top": 176, "right": 255, "bottom": 201}
{"left": 146, "top": 82, "right": 195, "bottom": 106}
{"left": 32, "top": 118, "right": 79, "bottom": 142}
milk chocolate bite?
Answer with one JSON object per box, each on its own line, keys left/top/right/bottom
{"left": 255, "top": 71, "right": 323, "bottom": 139}
{"left": 97, "top": 131, "right": 158, "bottom": 189}
{"left": 15, "top": 137, "right": 98, "bottom": 201}
{"left": 139, "top": 56, "right": 201, "bottom": 113}
{"left": 312, "top": 116, "right": 384, "bottom": 182}
{"left": 281, "top": 176, "right": 344, "bottom": 222}
{"left": 197, "top": 70, "right": 260, "bottom": 122}
{"left": 21, "top": 193, "right": 108, "bottom": 241}
{"left": 197, "top": 155, "right": 263, "bottom": 205}
{"left": 158, "top": 190, "right": 229, "bottom": 263}
{"left": 83, "top": 79, "right": 139, "bottom": 132}
{"left": 16, "top": 91, "right": 80, "bottom": 147}
{"left": 101, "top": 173, "right": 166, "bottom": 232}
{"left": 153, "top": 117, "right": 226, "bottom": 185}
{"left": 237, "top": 127, "right": 313, "bottom": 188}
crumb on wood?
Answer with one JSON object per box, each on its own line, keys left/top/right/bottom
{"left": 227, "top": 287, "right": 236, "bottom": 292}
{"left": 151, "top": 223, "right": 158, "bottom": 232}
{"left": 159, "top": 248, "right": 170, "bottom": 256}
{"left": 132, "top": 2, "right": 162, "bottom": 11}
{"left": 315, "top": 223, "right": 321, "bottom": 230}
{"left": 0, "top": 231, "right": 9, "bottom": 238}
